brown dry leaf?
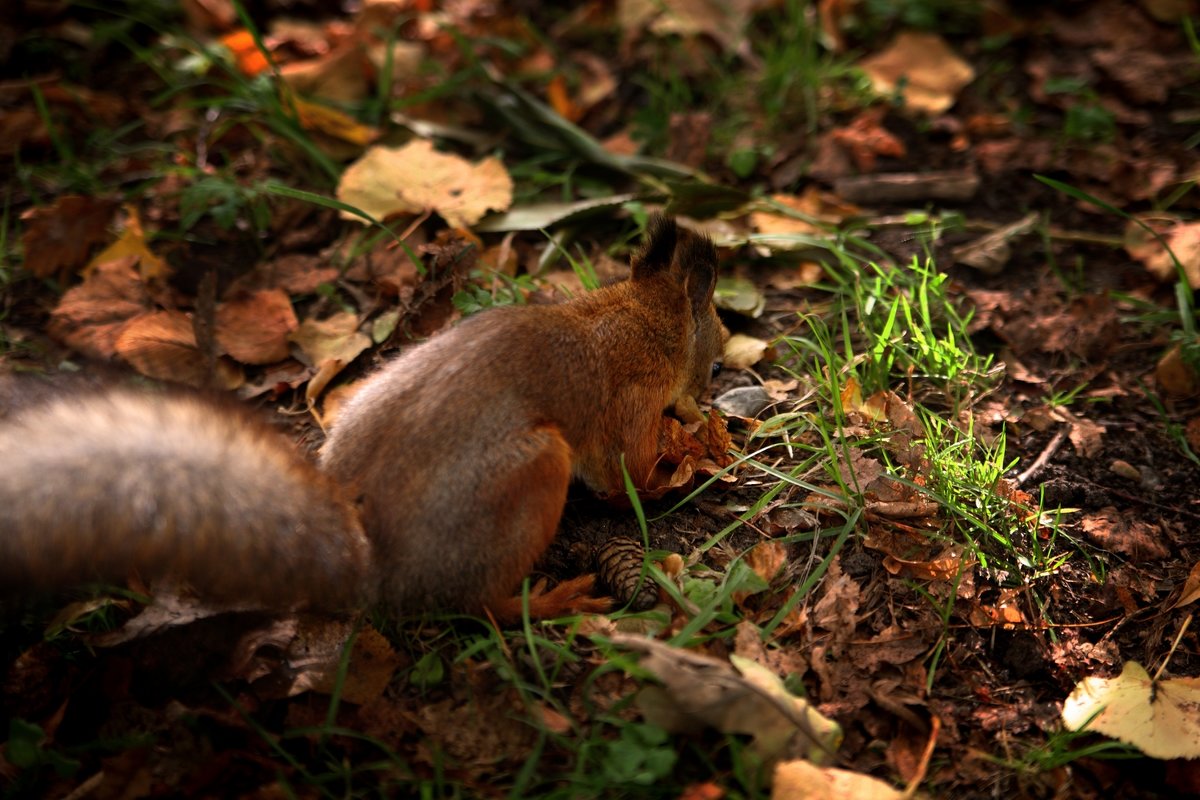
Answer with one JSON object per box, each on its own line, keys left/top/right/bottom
{"left": 290, "top": 312, "right": 373, "bottom": 403}
{"left": 183, "top": 0, "right": 237, "bottom": 32}
{"left": 1157, "top": 343, "right": 1200, "bottom": 398}
{"left": 84, "top": 206, "right": 169, "bottom": 282}
{"left": 546, "top": 73, "right": 581, "bottom": 122}
{"left": 612, "top": 633, "right": 842, "bottom": 765}
{"left": 337, "top": 139, "right": 513, "bottom": 229}
{"left": 308, "top": 624, "right": 402, "bottom": 705}
{"left": 413, "top": 691, "right": 538, "bottom": 769}
{"left": 1081, "top": 507, "right": 1171, "bottom": 560}
{"left": 365, "top": 39, "right": 425, "bottom": 84}
{"left": 1188, "top": 416, "right": 1200, "bottom": 454}
{"left": 0, "top": 107, "right": 50, "bottom": 157}
{"left": 48, "top": 256, "right": 153, "bottom": 358}
{"left": 280, "top": 42, "right": 370, "bottom": 103}
{"left": 1171, "top": 561, "right": 1200, "bottom": 610}
{"left": 883, "top": 544, "right": 967, "bottom": 583}
{"left": 750, "top": 189, "right": 860, "bottom": 237}
{"left": 812, "top": 557, "right": 860, "bottom": 649}
{"left": 1126, "top": 217, "right": 1200, "bottom": 288}
{"left": 227, "top": 253, "right": 341, "bottom": 296}
{"left": 968, "top": 594, "right": 1027, "bottom": 629}
{"left": 620, "top": 0, "right": 768, "bottom": 54}
{"left": 952, "top": 212, "right": 1039, "bottom": 274}
{"left": 573, "top": 51, "right": 619, "bottom": 115}
{"left": 829, "top": 108, "right": 906, "bottom": 172}
{"left": 857, "top": 31, "right": 975, "bottom": 114}
{"left": 1058, "top": 408, "right": 1106, "bottom": 458}
{"left": 115, "top": 310, "right": 243, "bottom": 389}
{"left": 228, "top": 617, "right": 400, "bottom": 704}
{"left": 644, "top": 413, "right": 728, "bottom": 499}
{"left": 215, "top": 289, "right": 299, "bottom": 365}
{"left": 680, "top": 782, "right": 725, "bottom": 800}
{"left": 772, "top": 759, "right": 903, "bottom": 800}
{"left": 745, "top": 542, "right": 787, "bottom": 585}
{"left": 20, "top": 195, "right": 118, "bottom": 279}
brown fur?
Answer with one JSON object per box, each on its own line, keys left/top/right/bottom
{"left": 0, "top": 389, "right": 372, "bottom": 610}
{"left": 320, "top": 215, "right": 723, "bottom": 615}
{"left": 2, "top": 216, "right": 722, "bottom": 619}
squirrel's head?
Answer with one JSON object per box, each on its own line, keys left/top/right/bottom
{"left": 631, "top": 215, "right": 725, "bottom": 403}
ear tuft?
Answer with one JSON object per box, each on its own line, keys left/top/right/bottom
{"left": 676, "top": 228, "right": 718, "bottom": 313}
{"left": 630, "top": 214, "right": 678, "bottom": 279}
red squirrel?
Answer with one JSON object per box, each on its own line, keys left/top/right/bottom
{"left": 0, "top": 216, "right": 724, "bottom": 619}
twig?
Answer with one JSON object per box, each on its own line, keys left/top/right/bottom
{"left": 1016, "top": 427, "right": 1069, "bottom": 486}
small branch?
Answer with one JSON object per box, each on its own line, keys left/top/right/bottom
{"left": 1016, "top": 426, "right": 1069, "bottom": 486}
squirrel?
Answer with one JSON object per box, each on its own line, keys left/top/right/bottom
{"left": 0, "top": 215, "right": 724, "bottom": 620}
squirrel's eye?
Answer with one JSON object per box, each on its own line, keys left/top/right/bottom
{"left": 711, "top": 361, "right": 723, "bottom": 378}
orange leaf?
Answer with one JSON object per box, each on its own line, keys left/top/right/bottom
{"left": 215, "top": 289, "right": 299, "bottom": 365}
{"left": 221, "top": 30, "right": 270, "bottom": 77}
{"left": 115, "top": 310, "right": 242, "bottom": 389}
{"left": 48, "top": 256, "right": 152, "bottom": 358}
{"left": 546, "top": 74, "right": 580, "bottom": 122}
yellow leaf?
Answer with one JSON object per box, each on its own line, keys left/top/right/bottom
{"left": 336, "top": 140, "right": 513, "bottom": 229}
{"left": 84, "top": 205, "right": 168, "bottom": 281}
{"left": 1062, "top": 661, "right": 1200, "bottom": 759}
{"left": 291, "top": 95, "right": 380, "bottom": 146}
{"left": 857, "top": 32, "right": 975, "bottom": 115}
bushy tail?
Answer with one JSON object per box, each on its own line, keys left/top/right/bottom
{"left": 0, "top": 387, "right": 374, "bottom": 611}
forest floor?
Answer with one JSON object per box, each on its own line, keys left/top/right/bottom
{"left": 3, "top": 1, "right": 1200, "bottom": 798}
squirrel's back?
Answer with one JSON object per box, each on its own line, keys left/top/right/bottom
{"left": 0, "top": 387, "right": 373, "bottom": 610}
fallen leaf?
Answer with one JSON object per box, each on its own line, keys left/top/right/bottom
{"left": 858, "top": 31, "right": 975, "bottom": 114}
{"left": 1157, "top": 343, "right": 1200, "bottom": 398}
{"left": 714, "top": 276, "right": 766, "bottom": 318}
{"left": 812, "top": 557, "right": 860, "bottom": 651}
{"left": 621, "top": 0, "right": 765, "bottom": 55}
{"left": 215, "top": 289, "right": 298, "bottom": 364}
{"left": 952, "top": 212, "right": 1039, "bottom": 274}
{"left": 1170, "top": 561, "right": 1200, "bottom": 610}
{"left": 1126, "top": 217, "right": 1200, "bottom": 288}
{"left": 475, "top": 194, "right": 640, "bottom": 233}
{"left": 1080, "top": 507, "right": 1170, "bottom": 560}
{"left": 220, "top": 29, "right": 270, "bottom": 76}
{"left": 292, "top": 95, "right": 380, "bottom": 146}
{"left": 84, "top": 206, "right": 169, "bottom": 282}
{"left": 612, "top": 633, "right": 842, "bottom": 766}
{"left": 290, "top": 312, "right": 373, "bottom": 402}
{"left": 744, "top": 542, "right": 787, "bottom": 586}
{"left": 1063, "top": 661, "right": 1200, "bottom": 759}
{"left": 280, "top": 42, "right": 369, "bottom": 103}
{"left": 337, "top": 139, "right": 513, "bottom": 229}
{"left": 1059, "top": 408, "right": 1106, "bottom": 457}
{"left": 19, "top": 195, "right": 118, "bottom": 279}
{"left": 227, "top": 253, "right": 341, "bottom": 296}
{"left": 724, "top": 334, "right": 770, "bottom": 370}
{"left": 48, "top": 256, "right": 153, "bottom": 358}
{"left": 750, "top": 189, "right": 858, "bottom": 237}
{"left": 829, "top": 108, "right": 906, "bottom": 172}
{"left": 773, "top": 759, "right": 903, "bottom": 800}
{"left": 115, "top": 310, "right": 243, "bottom": 389}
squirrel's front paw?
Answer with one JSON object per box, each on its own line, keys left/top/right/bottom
{"left": 489, "top": 575, "right": 611, "bottom": 622}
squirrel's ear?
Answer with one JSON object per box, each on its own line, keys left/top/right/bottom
{"left": 630, "top": 214, "right": 678, "bottom": 280}
{"left": 677, "top": 228, "right": 718, "bottom": 314}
